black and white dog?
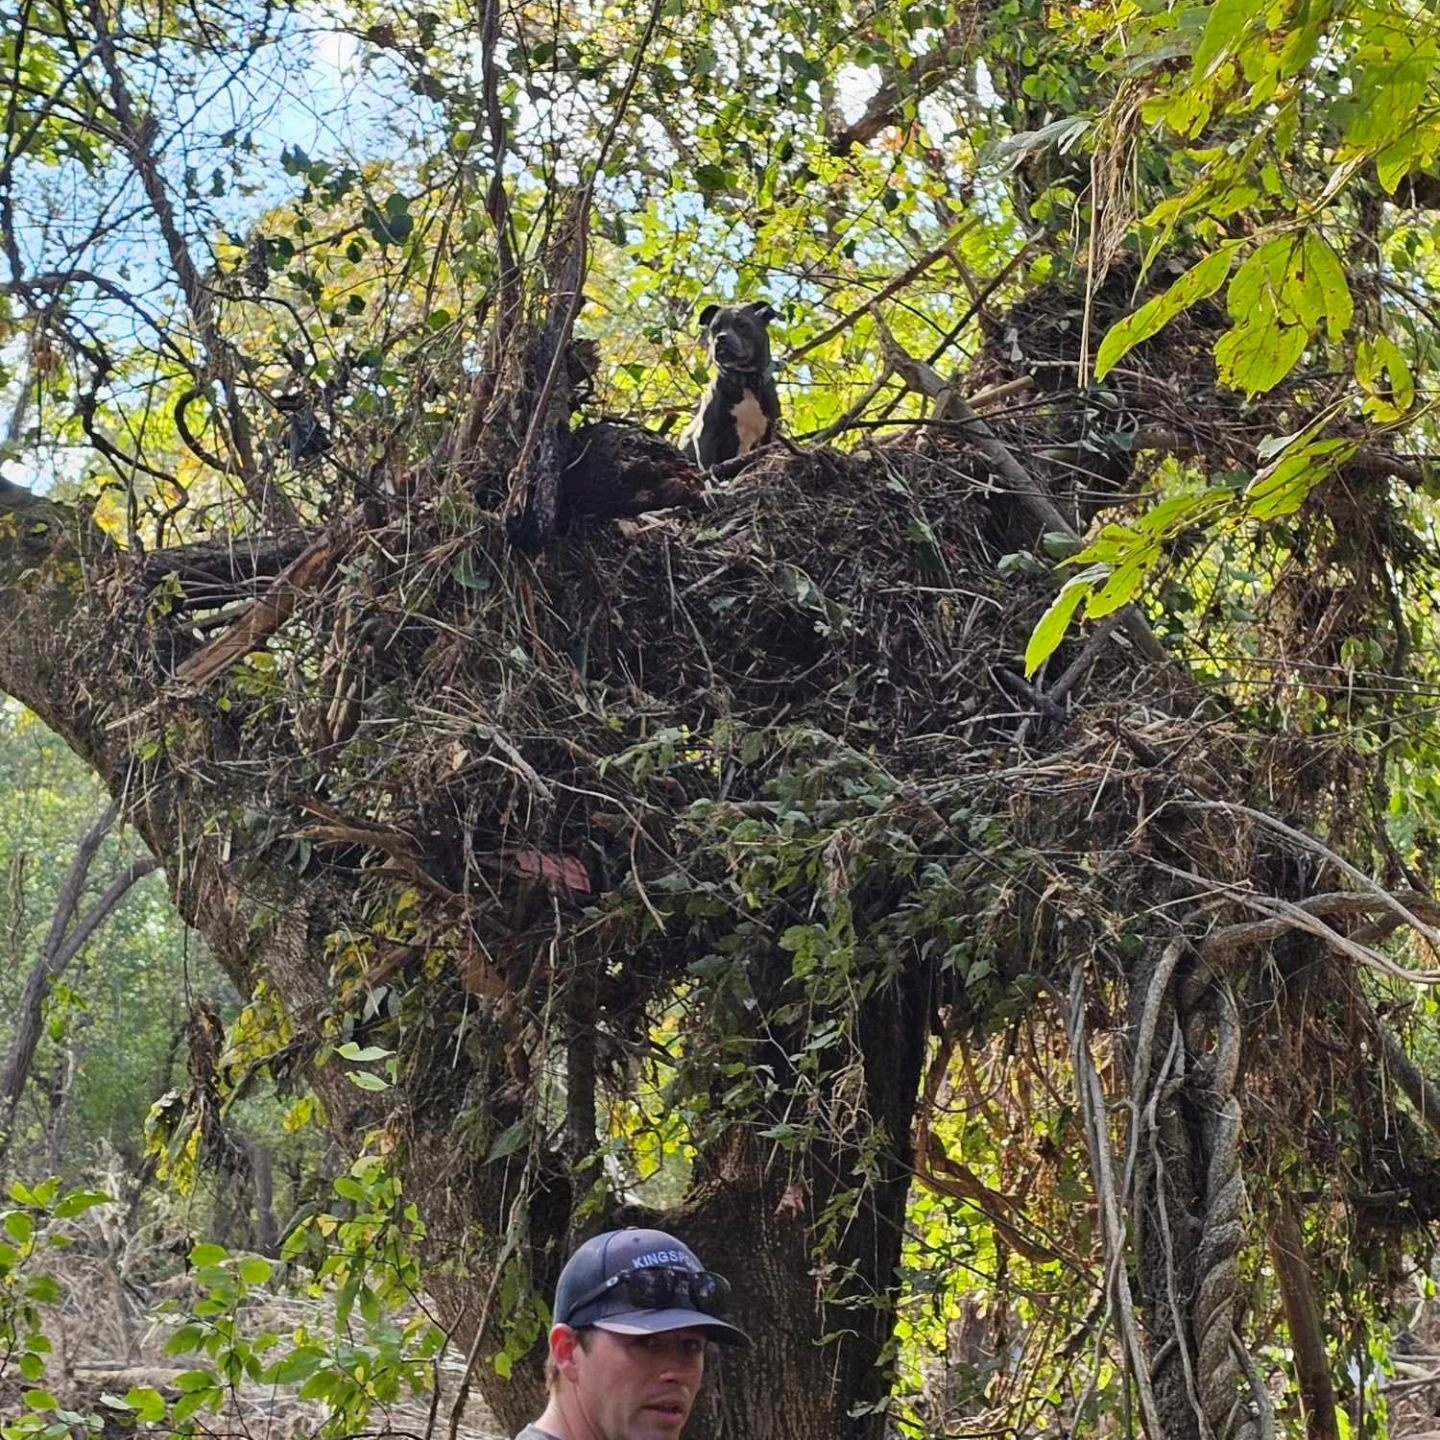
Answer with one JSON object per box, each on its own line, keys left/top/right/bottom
{"left": 679, "top": 301, "right": 780, "bottom": 468}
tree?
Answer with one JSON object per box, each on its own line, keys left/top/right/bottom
{"left": 3, "top": 0, "right": 1440, "bottom": 1435}
{"left": 0, "top": 798, "right": 157, "bottom": 1167}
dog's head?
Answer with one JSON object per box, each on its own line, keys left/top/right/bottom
{"left": 697, "top": 301, "right": 777, "bottom": 374}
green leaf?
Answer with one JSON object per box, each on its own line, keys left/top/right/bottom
{"left": 335, "top": 1042, "right": 394, "bottom": 1062}
{"left": 1343, "top": 23, "right": 1438, "bottom": 155}
{"left": 23, "top": 1392, "right": 58, "bottom": 1413}
{"left": 1357, "top": 333, "right": 1415, "bottom": 420}
{"left": 172, "top": 1389, "right": 218, "bottom": 1424}
{"left": 1191, "top": 0, "right": 1264, "bottom": 81}
{"left": 1215, "top": 311, "right": 1306, "bottom": 395}
{"left": 164, "top": 1323, "right": 207, "bottom": 1355}
{"left": 25, "top": 1275, "right": 61, "bottom": 1303}
{"left": 1246, "top": 437, "right": 1356, "bottom": 520}
{"left": 1024, "top": 567, "right": 1107, "bottom": 676}
{"left": 452, "top": 550, "right": 491, "bottom": 590}
{"left": 1215, "top": 238, "right": 1317, "bottom": 394}
{"left": 269, "top": 1347, "right": 326, "bottom": 1384}
{"left": 1295, "top": 233, "right": 1351, "bottom": 342}
{"left": 1086, "top": 547, "right": 1157, "bottom": 619}
{"left": 347, "top": 1070, "right": 391, "bottom": 1091}
{"left": 53, "top": 1190, "right": 110, "bottom": 1220}
{"left": 487, "top": 1120, "right": 529, "bottom": 1161}
{"left": 1095, "top": 246, "right": 1235, "bottom": 380}
{"left": 5, "top": 1211, "right": 34, "bottom": 1245}
{"left": 123, "top": 1388, "right": 167, "bottom": 1422}
{"left": 190, "top": 1243, "right": 228, "bottom": 1267}
{"left": 238, "top": 1257, "right": 273, "bottom": 1286}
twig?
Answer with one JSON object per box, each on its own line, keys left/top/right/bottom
{"left": 786, "top": 221, "right": 978, "bottom": 365}
{"left": 1048, "top": 612, "right": 1124, "bottom": 706}
{"left": 1065, "top": 965, "right": 1166, "bottom": 1439}
{"left": 1183, "top": 801, "right": 1440, "bottom": 956}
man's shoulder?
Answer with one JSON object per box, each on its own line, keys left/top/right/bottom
{"left": 513, "top": 1427, "right": 562, "bottom": 1440}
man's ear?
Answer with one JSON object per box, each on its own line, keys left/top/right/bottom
{"left": 550, "top": 1325, "right": 584, "bottom": 1381}
{"left": 697, "top": 303, "right": 719, "bottom": 329}
{"left": 745, "top": 301, "right": 778, "bottom": 325}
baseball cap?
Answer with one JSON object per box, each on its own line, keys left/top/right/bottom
{"left": 552, "top": 1228, "right": 750, "bottom": 1347}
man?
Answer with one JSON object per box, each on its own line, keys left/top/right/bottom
{"left": 515, "top": 1227, "right": 749, "bottom": 1440}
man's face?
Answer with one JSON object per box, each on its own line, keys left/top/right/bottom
{"left": 552, "top": 1325, "right": 707, "bottom": 1440}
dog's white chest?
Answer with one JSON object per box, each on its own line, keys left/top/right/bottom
{"left": 731, "top": 391, "right": 769, "bottom": 453}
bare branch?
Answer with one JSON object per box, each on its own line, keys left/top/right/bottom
{"left": 786, "top": 221, "right": 976, "bottom": 366}
{"left": 175, "top": 512, "right": 366, "bottom": 685}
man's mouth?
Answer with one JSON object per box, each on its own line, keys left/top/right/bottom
{"left": 643, "top": 1399, "right": 687, "bottom": 1422}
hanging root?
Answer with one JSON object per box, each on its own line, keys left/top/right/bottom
{"left": 1190, "top": 983, "right": 1260, "bottom": 1440}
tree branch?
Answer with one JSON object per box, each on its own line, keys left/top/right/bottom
{"left": 826, "top": 29, "right": 970, "bottom": 154}
{"left": 1267, "top": 1195, "right": 1339, "bottom": 1440}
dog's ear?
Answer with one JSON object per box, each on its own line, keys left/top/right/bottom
{"left": 697, "top": 303, "right": 719, "bottom": 329}
{"left": 745, "top": 301, "right": 778, "bottom": 325}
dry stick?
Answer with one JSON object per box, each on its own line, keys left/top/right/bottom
{"left": 806, "top": 364, "right": 895, "bottom": 445}
{"left": 1048, "top": 612, "right": 1124, "bottom": 706}
{"left": 1231, "top": 1335, "right": 1277, "bottom": 1440}
{"left": 1202, "top": 886, "right": 1440, "bottom": 987}
{"left": 1201, "top": 892, "right": 1394, "bottom": 957}
{"left": 1122, "top": 936, "right": 1187, "bottom": 1202}
{"left": 923, "top": 238, "right": 1035, "bottom": 369}
{"left": 1151, "top": 1114, "right": 1212, "bottom": 1439}
{"left": 969, "top": 375, "right": 1036, "bottom": 412}
{"left": 1184, "top": 801, "right": 1440, "bottom": 956}
{"left": 175, "top": 511, "right": 366, "bottom": 685}
{"left": 1149, "top": 858, "right": 1440, "bottom": 991}
{"left": 943, "top": 392, "right": 1170, "bottom": 668}
{"left": 1372, "top": 1017, "right": 1440, "bottom": 1145}
{"left": 1065, "top": 966, "right": 1166, "bottom": 1438}
{"left": 785, "top": 219, "right": 978, "bottom": 367}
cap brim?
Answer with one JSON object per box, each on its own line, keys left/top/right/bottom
{"left": 590, "top": 1307, "right": 751, "bottom": 1348}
